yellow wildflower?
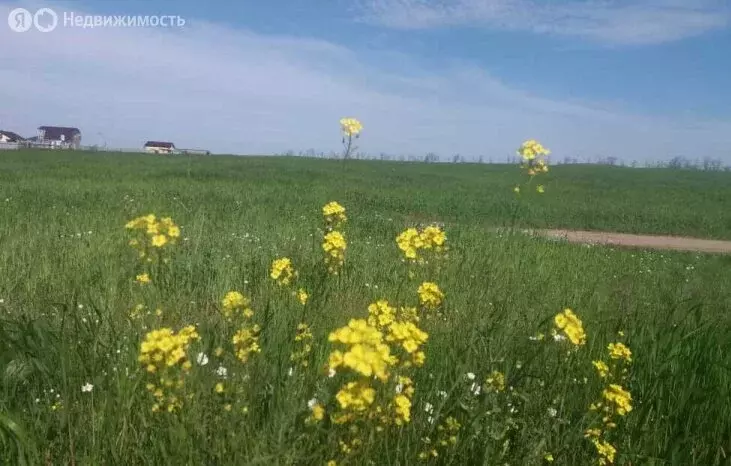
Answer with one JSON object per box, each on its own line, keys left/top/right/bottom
{"left": 396, "top": 228, "right": 424, "bottom": 260}
{"left": 296, "top": 288, "right": 309, "bottom": 305}
{"left": 593, "top": 360, "right": 610, "bottom": 378}
{"left": 323, "top": 201, "right": 347, "bottom": 228}
{"left": 553, "top": 308, "right": 586, "bottom": 346}
{"left": 517, "top": 139, "right": 550, "bottom": 161}
{"left": 607, "top": 342, "right": 632, "bottom": 363}
{"left": 323, "top": 231, "right": 346, "bottom": 273}
{"left": 340, "top": 118, "right": 363, "bottom": 136}
{"left": 418, "top": 282, "right": 444, "bottom": 309}
{"left": 602, "top": 384, "right": 632, "bottom": 416}
{"left": 135, "top": 273, "right": 151, "bottom": 284}
{"left": 485, "top": 370, "right": 506, "bottom": 392}
{"left": 270, "top": 257, "right": 297, "bottom": 286}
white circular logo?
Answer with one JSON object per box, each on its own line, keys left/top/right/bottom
{"left": 8, "top": 7, "right": 32, "bottom": 32}
{"left": 33, "top": 8, "right": 58, "bottom": 32}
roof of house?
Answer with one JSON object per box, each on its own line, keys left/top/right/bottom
{"left": 144, "top": 141, "right": 175, "bottom": 148}
{"left": 38, "top": 126, "right": 81, "bottom": 141}
{"left": 0, "top": 130, "right": 24, "bottom": 141}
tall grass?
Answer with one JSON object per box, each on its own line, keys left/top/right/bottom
{"left": 0, "top": 150, "right": 730, "bottom": 465}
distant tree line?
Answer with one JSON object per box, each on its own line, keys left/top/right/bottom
{"left": 280, "top": 149, "right": 731, "bottom": 171}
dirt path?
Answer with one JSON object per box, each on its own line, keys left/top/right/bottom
{"left": 520, "top": 229, "right": 731, "bottom": 254}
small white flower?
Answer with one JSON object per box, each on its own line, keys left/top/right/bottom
{"left": 77, "top": 304, "right": 84, "bottom": 310}
{"left": 196, "top": 353, "right": 209, "bottom": 366}
{"left": 427, "top": 415, "right": 435, "bottom": 424}
{"left": 395, "top": 383, "right": 403, "bottom": 394}
{"left": 553, "top": 333, "right": 566, "bottom": 342}
{"left": 438, "top": 390, "right": 448, "bottom": 399}
{"left": 287, "top": 367, "right": 294, "bottom": 377}
{"left": 424, "top": 402, "right": 434, "bottom": 414}
{"left": 466, "top": 372, "right": 476, "bottom": 380}
{"left": 0, "top": 298, "right": 4, "bottom": 304}
{"left": 328, "top": 368, "right": 336, "bottom": 378}
{"left": 81, "top": 383, "right": 93, "bottom": 393}
{"left": 470, "top": 382, "right": 481, "bottom": 396}
{"left": 216, "top": 366, "right": 228, "bottom": 378}
{"left": 547, "top": 407, "right": 558, "bottom": 417}
{"left": 307, "top": 398, "right": 318, "bottom": 409}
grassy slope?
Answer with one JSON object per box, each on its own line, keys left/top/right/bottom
{"left": 0, "top": 150, "right": 730, "bottom": 465}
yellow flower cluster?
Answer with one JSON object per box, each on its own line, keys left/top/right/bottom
{"left": 586, "top": 339, "right": 634, "bottom": 465}
{"left": 290, "top": 322, "right": 314, "bottom": 369}
{"left": 386, "top": 321, "right": 428, "bottom": 368}
{"left": 323, "top": 201, "right": 347, "bottom": 230}
{"left": 220, "top": 290, "right": 261, "bottom": 363}
{"left": 323, "top": 230, "right": 347, "bottom": 274}
{"left": 419, "top": 416, "right": 461, "bottom": 461}
{"left": 270, "top": 257, "right": 298, "bottom": 286}
{"left": 517, "top": 139, "right": 550, "bottom": 161}
{"left": 608, "top": 342, "right": 632, "bottom": 363}
{"left": 138, "top": 326, "right": 200, "bottom": 373}
{"left": 484, "top": 370, "right": 506, "bottom": 393}
{"left": 221, "top": 291, "right": 254, "bottom": 320}
{"left": 306, "top": 400, "right": 326, "bottom": 425}
{"left": 126, "top": 214, "right": 180, "bottom": 262}
{"left": 233, "top": 325, "right": 261, "bottom": 363}
{"left": 296, "top": 288, "right": 309, "bottom": 305}
{"left": 417, "top": 282, "right": 444, "bottom": 310}
{"left": 138, "top": 325, "right": 200, "bottom": 413}
{"left": 340, "top": 118, "right": 363, "bottom": 137}
{"left": 553, "top": 308, "right": 587, "bottom": 346}
{"left": 515, "top": 139, "right": 550, "bottom": 194}
{"left": 328, "top": 319, "right": 394, "bottom": 382}
{"left": 325, "top": 297, "right": 429, "bottom": 431}
{"left": 396, "top": 225, "right": 447, "bottom": 263}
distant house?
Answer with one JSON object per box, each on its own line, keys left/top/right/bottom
{"left": 37, "top": 126, "right": 82, "bottom": 149}
{"left": 144, "top": 141, "right": 176, "bottom": 154}
{"left": 0, "top": 130, "right": 25, "bottom": 143}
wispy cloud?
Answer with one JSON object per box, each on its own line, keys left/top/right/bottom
{"left": 1, "top": 1, "right": 729, "bottom": 162}
{"left": 357, "top": 0, "right": 731, "bottom": 45}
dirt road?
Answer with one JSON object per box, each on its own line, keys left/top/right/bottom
{"left": 526, "top": 229, "right": 731, "bottom": 254}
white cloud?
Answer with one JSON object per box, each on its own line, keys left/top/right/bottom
{"left": 357, "top": 0, "right": 731, "bottom": 45}
{"left": 0, "top": 1, "right": 729, "bottom": 162}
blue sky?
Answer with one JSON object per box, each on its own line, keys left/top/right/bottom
{"left": 2, "top": 0, "right": 730, "bottom": 162}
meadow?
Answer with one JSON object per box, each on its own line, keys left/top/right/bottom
{"left": 1, "top": 149, "right": 730, "bottom": 465}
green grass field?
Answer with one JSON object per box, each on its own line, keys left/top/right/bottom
{"left": 1, "top": 150, "right": 730, "bottom": 465}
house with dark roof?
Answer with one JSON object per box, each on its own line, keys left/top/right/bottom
{"left": 37, "top": 126, "right": 82, "bottom": 149}
{"left": 0, "top": 130, "right": 25, "bottom": 143}
{"left": 144, "top": 141, "right": 176, "bottom": 154}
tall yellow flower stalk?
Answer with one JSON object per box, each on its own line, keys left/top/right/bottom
{"left": 586, "top": 337, "right": 634, "bottom": 465}
{"left": 126, "top": 214, "right": 180, "bottom": 260}
{"left": 514, "top": 139, "right": 550, "bottom": 194}
{"left": 339, "top": 117, "right": 363, "bottom": 160}
{"left": 318, "top": 299, "right": 429, "bottom": 462}
{"left": 321, "top": 201, "right": 348, "bottom": 274}
{"left": 138, "top": 325, "right": 200, "bottom": 413}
